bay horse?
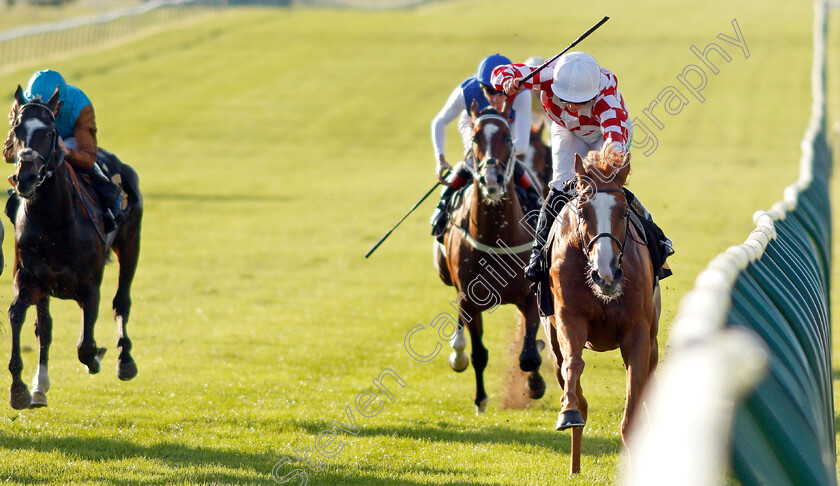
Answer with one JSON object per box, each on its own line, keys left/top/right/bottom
{"left": 433, "top": 99, "right": 545, "bottom": 413}
{"left": 524, "top": 119, "right": 552, "bottom": 195}
{"left": 544, "top": 151, "right": 660, "bottom": 474}
{"left": 6, "top": 86, "right": 143, "bottom": 409}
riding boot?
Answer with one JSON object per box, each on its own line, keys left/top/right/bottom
{"left": 522, "top": 183, "right": 543, "bottom": 232}
{"left": 431, "top": 185, "right": 458, "bottom": 244}
{"left": 623, "top": 188, "right": 674, "bottom": 279}
{"left": 5, "top": 189, "right": 19, "bottom": 226}
{"left": 87, "top": 164, "right": 124, "bottom": 233}
{"left": 524, "top": 187, "right": 570, "bottom": 282}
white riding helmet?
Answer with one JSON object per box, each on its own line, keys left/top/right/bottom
{"left": 551, "top": 52, "right": 601, "bottom": 103}
{"left": 524, "top": 56, "right": 545, "bottom": 68}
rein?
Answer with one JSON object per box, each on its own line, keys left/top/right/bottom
{"left": 575, "top": 188, "right": 629, "bottom": 266}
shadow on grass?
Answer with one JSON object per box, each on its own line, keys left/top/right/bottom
{"left": 306, "top": 462, "right": 511, "bottom": 486}
{"left": 0, "top": 431, "right": 535, "bottom": 485}
{"left": 292, "top": 419, "right": 621, "bottom": 457}
{"left": 0, "top": 432, "right": 274, "bottom": 485}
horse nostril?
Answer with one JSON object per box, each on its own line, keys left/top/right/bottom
{"left": 614, "top": 268, "right": 624, "bottom": 283}
{"left": 590, "top": 270, "right": 600, "bottom": 284}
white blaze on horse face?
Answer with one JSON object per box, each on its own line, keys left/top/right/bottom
{"left": 591, "top": 194, "right": 617, "bottom": 278}
{"left": 23, "top": 118, "right": 47, "bottom": 148}
{"left": 480, "top": 124, "right": 500, "bottom": 162}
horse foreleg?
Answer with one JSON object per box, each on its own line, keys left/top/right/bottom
{"left": 619, "top": 326, "right": 652, "bottom": 449}
{"left": 570, "top": 380, "right": 589, "bottom": 475}
{"left": 517, "top": 301, "right": 545, "bottom": 400}
{"left": 78, "top": 286, "right": 106, "bottom": 374}
{"left": 112, "top": 235, "right": 140, "bottom": 381}
{"left": 543, "top": 316, "right": 566, "bottom": 390}
{"left": 8, "top": 288, "right": 35, "bottom": 410}
{"left": 30, "top": 297, "right": 52, "bottom": 408}
{"left": 462, "top": 303, "right": 488, "bottom": 413}
{"left": 554, "top": 314, "right": 586, "bottom": 430}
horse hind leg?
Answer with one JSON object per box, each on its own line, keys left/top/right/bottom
{"left": 111, "top": 226, "right": 140, "bottom": 381}
{"left": 30, "top": 298, "right": 53, "bottom": 408}
{"left": 77, "top": 288, "right": 107, "bottom": 374}
{"left": 448, "top": 318, "right": 469, "bottom": 373}
{"left": 619, "top": 328, "right": 652, "bottom": 449}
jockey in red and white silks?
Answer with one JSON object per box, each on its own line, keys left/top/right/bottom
{"left": 491, "top": 52, "right": 632, "bottom": 191}
{"left": 492, "top": 52, "right": 672, "bottom": 283}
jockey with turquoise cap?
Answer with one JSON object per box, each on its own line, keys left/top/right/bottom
{"left": 429, "top": 53, "right": 543, "bottom": 242}
{"left": 3, "top": 69, "right": 124, "bottom": 232}
{"left": 492, "top": 52, "right": 673, "bottom": 282}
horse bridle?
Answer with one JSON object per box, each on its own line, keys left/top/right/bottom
{"left": 576, "top": 187, "right": 630, "bottom": 266}
{"left": 466, "top": 113, "right": 515, "bottom": 195}
{"left": 13, "top": 101, "right": 64, "bottom": 190}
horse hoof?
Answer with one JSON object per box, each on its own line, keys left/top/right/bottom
{"left": 85, "top": 347, "right": 107, "bottom": 374}
{"left": 519, "top": 351, "right": 541, "bottom": 373}
{"left": 527, "top": 372, "right": 546, "bottom": 400}
{"left": 10, "top": 384, "right": 31, "bottom": 410}
{"left": 475, "top": 397, "right": 488, "bottom": 414}
{"left": 117, "top": 359, "right": 138, "bottom": 381}
{"left": 449, "top": 352, "right": 469, "bottom": 373}
{"left": 556, "top": 410, "right": 585, "bottom": 430}
{"left": 30, "top": 390, "right": 47, "bottom": 408}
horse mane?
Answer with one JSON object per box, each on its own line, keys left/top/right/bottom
{"left": 477, "top": 106, "right": 502, "bottom": 117}
{"left": 582, "top": 150, "right": 631, "bottom": 184}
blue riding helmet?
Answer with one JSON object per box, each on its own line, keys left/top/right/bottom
{"left": 23, "top": 69, "right": 67, "bottom": 104}
{"left": 476, "top": 54, "right": 511, "bottom": 86}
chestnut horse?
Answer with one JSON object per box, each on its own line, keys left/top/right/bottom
{"left": 544, "top": 152, "right": 660, "bottom": 474}
{"left": 6, "top": 86, "right": 143, "bottom": 409}
{"left": 434, "top": 100, "right": 545, "bottom": 413}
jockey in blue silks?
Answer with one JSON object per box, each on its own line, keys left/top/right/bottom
{"left": 429, "top": 54, "right": 543, "bottom": 242}
{"left": 4, "top": 70, "right": 124, "bottom": 232}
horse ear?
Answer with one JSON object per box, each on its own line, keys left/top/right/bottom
{"left": 46, "top": 87, "right": 61, "bottom": 112}
{"left": 14, "top": 85, "right": 25, "bottom": 105}
{"left": 574, "top": 153, "right": 585, "bottom": 176}
{"left": 537, "top": 118, "right": 545, "bottom": 135}
{"left": 616, "top": 153, "right": 632, "bottom": 185}
{"left": 470, "top": 99, "right": 480, "bottom": 120}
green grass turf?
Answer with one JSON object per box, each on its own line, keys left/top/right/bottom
{"left": 0, "top": 0, "right": 830, "bottom": 483}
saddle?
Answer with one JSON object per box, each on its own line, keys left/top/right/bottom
{"left": 4, "top": 148, "right": 129, "bottom": 229}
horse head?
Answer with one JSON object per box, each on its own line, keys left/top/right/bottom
{"left": 10, "top": 85, "right": 63, "bottom": 199}
{"left": 572, "top": 150, "right": 631, "bottom": 301}
{"left": 468, "top": 99, "right": 514, "bottom": 203}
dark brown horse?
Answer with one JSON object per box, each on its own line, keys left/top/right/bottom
{"left": 524, "top": 119, "right": 552, "bottom": 195}
{"left": 6, "top": 86, "right": 143, "bottom": 409}
{"left": 544, "top": 152, "right": 660, "bottom": 474}
{"left": 433, "top": 100, "right": 545, "bottom": 413}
